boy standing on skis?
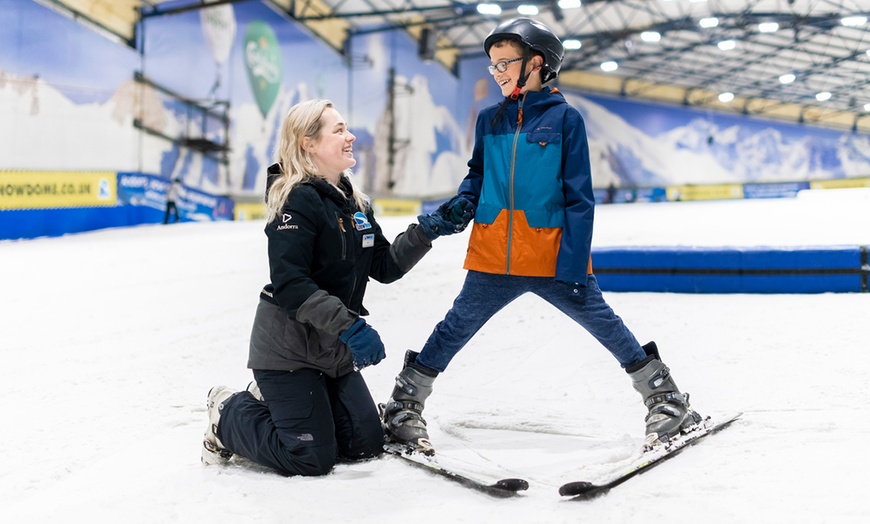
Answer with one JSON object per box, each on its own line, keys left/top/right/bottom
{"left": 381, "top": 18, "right": 701, "bottom": 453}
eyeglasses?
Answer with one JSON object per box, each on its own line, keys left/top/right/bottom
{"left": 487, "top": 57, "right": 523, "bottom": 75}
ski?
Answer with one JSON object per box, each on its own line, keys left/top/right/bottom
{"left": 384, "top": 443, "right": 528, "bottom": 498}
{"left": 559, "top": 411, "right": 742, "bottom": 500}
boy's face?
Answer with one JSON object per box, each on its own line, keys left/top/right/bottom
{"left": 489, "top": 41, "right": 542, "bottom": 97}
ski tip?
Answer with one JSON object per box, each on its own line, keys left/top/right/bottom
{"left": 712, "top": 411, "right": 743, "bottom": 430}
{"left": 559, "top": 481, "right": 595, "bottom": 497}
{"left": 496, "top": 478, "right": 529, "bottom": 492}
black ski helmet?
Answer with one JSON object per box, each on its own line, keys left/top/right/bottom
{"left": 484, "top": 18, "right": 564, "bottom": 84}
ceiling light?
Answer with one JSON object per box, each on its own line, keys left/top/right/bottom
{"left": 641, "top": 31, "right": 661, "bottom": 42}
{"left": 563, "top": 39, "right": 582, "bottom": 50}
{"left": 699, "top": 17, "right": 719, "bottom": 29}
{"left": 517, "top": 5, "right": 539, "bottom": 15}
{"left": 718, "top": 92, "right": 735, "bottom": 103}
{"left": 558, "top": 0, "right": 582, "bottom": 8}
{"left": 476, "top": 3, "right": 501, "bottom": 15}
{"left": 816, "top": 92, "right": 832, "bottom": 102}
{"left": 717, "top": 40, "right": 736, "bottom": 50}
{"left": 758, "top": 22, "right": 779, "bottom": 33}
{"left": 600, "top": 61, "right": 618, "bottom": 72}
{"left": 841, "top": 16, "right": 867, "bottom": 27}
{"left": 779, "top": 73, "right": 796, "bottom": 84}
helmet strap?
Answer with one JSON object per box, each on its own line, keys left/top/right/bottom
{"left": 510, "top": 49, "right": 531, "bottom": 101}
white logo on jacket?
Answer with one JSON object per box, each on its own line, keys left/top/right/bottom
{"left": 277, "top": 213, "right": 298, "bottom": 231}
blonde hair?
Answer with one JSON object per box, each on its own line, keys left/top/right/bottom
{"left": 266, "top": 99, "right": 369, "bottom": 223}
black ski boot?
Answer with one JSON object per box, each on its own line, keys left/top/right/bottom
{"left": 628, "top": 342, "right": 702, "bottom": 448}
{"left": 381, "top": 350, "right": 437, "bottom": 455}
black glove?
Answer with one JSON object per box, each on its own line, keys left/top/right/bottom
{"left": 339, "top": 319, "right": 386, "bottom": 370}
{"left": 439, "top": 196, "right": 475, "bottom": 232}
{"left": 417, "top": 196, "right": 476, "bottom": 240}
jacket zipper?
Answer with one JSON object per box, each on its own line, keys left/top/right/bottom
{"left": 336, "top": 213, "right": 347, "bottom": 260}
{"left": 338, "top": 212, "right": 356, "bottom": 303}
{"left": 506, "top": 94, "right": 525, "bottom": 275}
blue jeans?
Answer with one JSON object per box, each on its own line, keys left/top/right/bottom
{"left": 217, "top": 368, "right": 383, "bottom": 476}
{"left": 416, "top": 271, "right": 646, "bottom": 372}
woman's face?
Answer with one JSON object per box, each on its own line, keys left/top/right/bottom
{"left": 307, "top": 107, "right": 356, "bottom": 183}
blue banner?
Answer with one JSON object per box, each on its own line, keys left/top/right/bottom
{"left": 117, "top": 172, "right": 234, "bottom": 221}
{"left": 743, "top": 182, "right": 810, "bottom": 199}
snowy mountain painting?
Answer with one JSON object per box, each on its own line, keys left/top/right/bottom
{"left": 372, "top": 74, "right": 470, "bottom": 198}
{"left": 566, "top": 93, "right": 734, "bottom": 187}
{"left": 226, "top": 82, "right": 306, "bottom": 194}
{"left": 566, "top": 91, "right": 870, "bottom": 187}
{"left": 0, "top": 70, "right": 238, "bottom": 195}
{"left": 7, "top": 66, "right": 866, "bottom": 199}
{"left": 5, "top": 0, "right": 870, "bottom": 202}
{"left": 0, "top": 72, "right": 163, "bottom": 174}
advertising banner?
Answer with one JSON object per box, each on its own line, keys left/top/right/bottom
{"left": 234, "top": 201, "right": 266, "bottom": 221}
{"left": 743, "top": 182, "right": 810, "bottom": 199}
{"left": 375, "top": 198, "right": 422, "bottom": 216}
{"left": 810, "top": 178, "right": 870, "bottom": 190}
{"left": 666, "top": 184, "right": 744, "bottom": 201}
{"left": 0, "top": 171, "right": 116, "bottom": 210}
{"left": 116, "top": 172, "right": 233, "bottom": 221}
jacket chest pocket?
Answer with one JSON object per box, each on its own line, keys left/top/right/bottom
{"left": 527, "top": 131, "right": 561, "bottom": 146}
{"left": 522, "top": 132, "right": 563, "bottom": 171}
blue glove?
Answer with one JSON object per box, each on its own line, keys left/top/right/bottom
{"left": 417, "top": 212, "right": 453, "bottom": 240}
{"left": 339, "top": 318, "right": 386, "bottom": 370}
{"left": 417, "top": 196, "right": 476, "bottom": 239}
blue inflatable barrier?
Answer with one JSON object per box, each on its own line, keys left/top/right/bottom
{"left": 593, "top": 245, "right": 869, "bottom": 293}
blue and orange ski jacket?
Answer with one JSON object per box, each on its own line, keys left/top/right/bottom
{"left": 457, "top": 87, "right": 594, "bottom": 287}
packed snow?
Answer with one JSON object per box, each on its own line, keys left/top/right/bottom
{"left": 2, "top": 189, "right": 868, "bottom": 523}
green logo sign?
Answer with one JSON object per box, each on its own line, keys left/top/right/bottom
{"left": 243, "top": 21, "right": 282, "bottom": 119}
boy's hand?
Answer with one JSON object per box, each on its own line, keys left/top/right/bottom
{"left": 417, "top": 196, "right": 476, "bottom": 239}
{"left": 441, "top": 196, "right": 476, "bottom": 232}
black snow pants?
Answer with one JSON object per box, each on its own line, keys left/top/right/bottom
{"left": 217, "top": 368, "right": 384, "bottom": 476}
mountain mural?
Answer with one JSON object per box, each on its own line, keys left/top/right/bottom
{"left": 5, "top": 0, "right": 870, "bottom": 201}
{"left": 565, "top": 92, "right": 870, "bottom": 187}
{"left": 372, "top": 74, "right": 469, "bottom": 198}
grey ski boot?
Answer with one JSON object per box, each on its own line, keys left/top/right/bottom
{"left": 381, "top": 350, "right": 437, "bottom": 455}
{"left": 628, "top": 342, "right": 702, "bottom": 448}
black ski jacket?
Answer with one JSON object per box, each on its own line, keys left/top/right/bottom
{"left": 249, "top": 163, "right": 431, "bottom": 376}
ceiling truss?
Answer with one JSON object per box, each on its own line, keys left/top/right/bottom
{"left": 31, "top": 0, "right": 870, "bottom": 130}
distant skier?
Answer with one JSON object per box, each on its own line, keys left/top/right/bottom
{"left": 381, "top": 18, "right": 702, "bottom": 454}
{"left": 606, "top": 182, "right": 617, "bottom": 204}
{"left": 163, "top": 178, "right": 182, "bottom": 224}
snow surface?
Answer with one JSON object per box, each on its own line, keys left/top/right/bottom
{"left": 2, "top": 189, "right": 869, "bottom": 523}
